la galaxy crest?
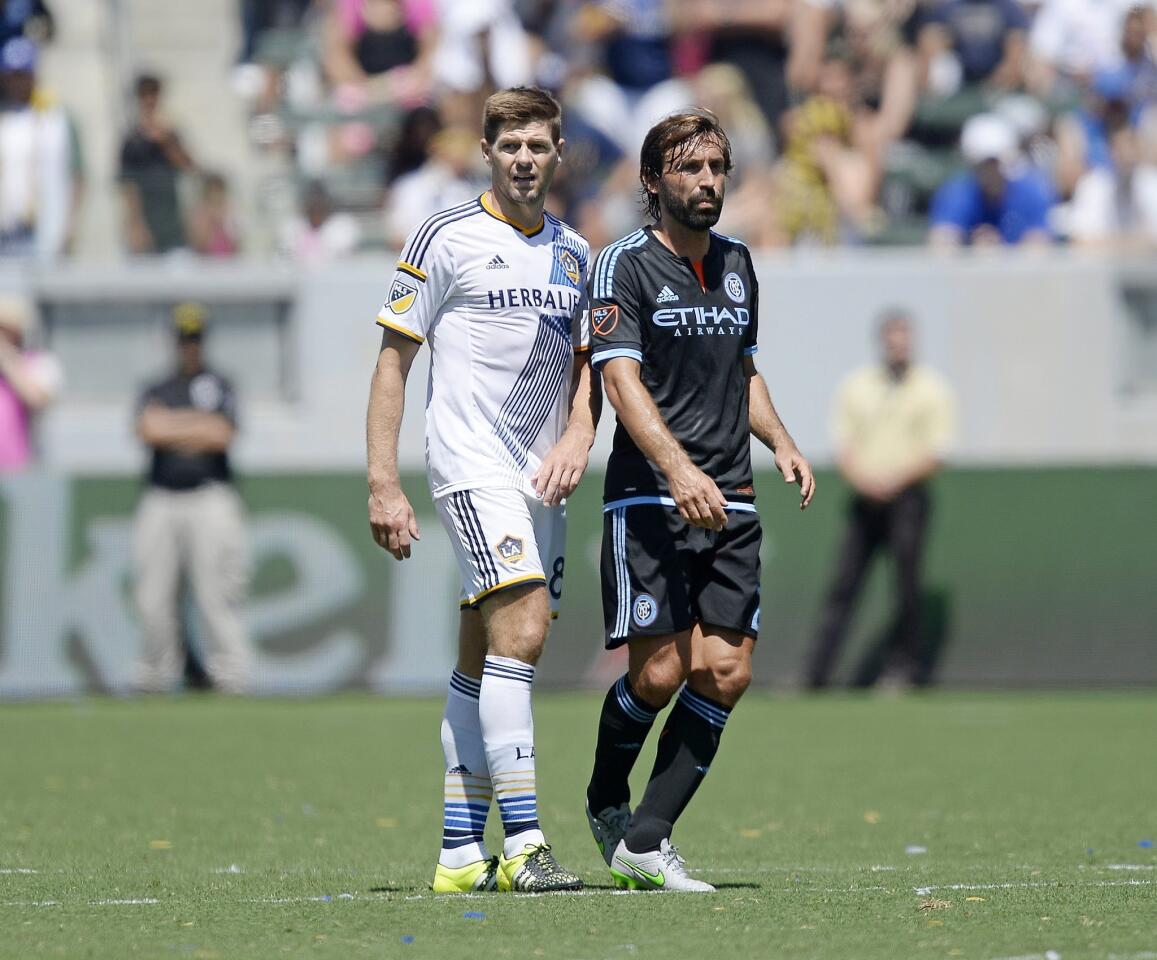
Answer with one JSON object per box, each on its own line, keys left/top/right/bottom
{"left": 550, "top": 245, "right": 582, "bottom": 291}
{"left": 495, "top": 534, "right": 525, "bottom": 564}
{"left": 388, "top": 277, "right": 418, "bottom": 315}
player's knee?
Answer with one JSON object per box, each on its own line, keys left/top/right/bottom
{"left": 632, "top": 656, "right": 686, "bottom": 708}
{"left": 698, "top": 657, "right": 752, "bottom": 706}
{"left": 489, "top": 627, "right": 545, "bottom": 665}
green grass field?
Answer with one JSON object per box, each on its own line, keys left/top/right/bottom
{"left": 2, "top": 693, "right": 1154, "bottom": 959}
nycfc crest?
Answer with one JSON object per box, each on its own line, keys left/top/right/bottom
{"left": 724, "top": 272, "right": 745, "bottom": 303}
{"left": 632, "top": 593, "right": 659, "bottom": 627}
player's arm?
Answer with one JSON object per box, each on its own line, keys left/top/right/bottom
{"left": 745, "top": 355, "right": 815, "bottom": 510}
{"left": 601, "top": 356, "right": 728, "bottom": 530}
{"left": 367, "top": 330, "right": 422, "bottom": 560}
{"left": 533, "top": 352, "right": 601, "bottom": 507}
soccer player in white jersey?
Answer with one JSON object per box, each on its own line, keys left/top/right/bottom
{"left": 366, "top": 87, "right": 598, "bottom": 893}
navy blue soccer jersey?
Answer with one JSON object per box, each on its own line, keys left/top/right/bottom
{"left": 589, "top": 226, "right": 759, "bottom": 502}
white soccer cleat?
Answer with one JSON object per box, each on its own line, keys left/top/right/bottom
{"left": 586, "top": 801, "right": 632, "bottom": 869}
{"left": 608, "top": 838, "right": 716, "bottom": 892}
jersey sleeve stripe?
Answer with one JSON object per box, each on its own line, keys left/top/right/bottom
{"left": 376, "top": 316, "right": 425, "bottom": 343}
{"left": 593, "top": 230, "right": 646, "bottom": 299}
{"left": 591, "top": 347, "right": 643, "bottom": 367}
{"left": 397, "top": 261, "right": 426, "bottom": 281}
{"left": 401, "top": 198, "right": 483, "bottom": 269}
{"left": 744, "top": 345, "right": 758, "bottom": 355}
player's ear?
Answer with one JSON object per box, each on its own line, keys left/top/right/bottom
{"left": 480, "top": 139, "right": 492, "bottom": 166}
{"left": 556, "top": 137, "right": 566, "bottom": 163}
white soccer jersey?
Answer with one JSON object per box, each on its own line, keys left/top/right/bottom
{"left": 377, "top": 193, "right": 591, "bottom": 497}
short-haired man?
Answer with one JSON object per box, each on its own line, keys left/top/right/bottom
{"left": 367, "top": 87, "right": 597, "bottom": 893}
{"left": 133, "top": 303, "right": 252, "bottom": 693}
{"left": 584, "top": 111, "right": 815, "bottom": 891}
{"left": 806, "top": 309, "right": 956, "bottom": 689}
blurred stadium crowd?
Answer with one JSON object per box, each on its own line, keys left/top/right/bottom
{"left": 2, "top": 0, "right": 1156, "bottom": 259}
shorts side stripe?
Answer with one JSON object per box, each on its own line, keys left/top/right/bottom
{"left": 612, "top": 508, "right": 629, "bottom": 639}
{"left": 460, "top": 491, "right": 500, "bottom": 589}
{"left": 450, "top": 492, "right": 496, "bottom": 592}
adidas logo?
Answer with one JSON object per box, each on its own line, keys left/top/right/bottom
{"left": 485, "top": 255, "right": 509, "bottom": 270}
{"left": 656, "top": 285, "right": 678, "bottom": 303}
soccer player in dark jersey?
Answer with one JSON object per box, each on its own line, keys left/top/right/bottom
{"left": 584, "top": 111, "right": 816, "bottom": 892}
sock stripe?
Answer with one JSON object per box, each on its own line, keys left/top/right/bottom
{"left": 449, "top": 670, "right": 482, "bottom": 699}
{"left": 614, "top": 675, "right": 658, "bottom": 724}
{"left": 483, "top": 660, "right": 535, "bottom": 684}
{"left": 442, "top": 834, "right": 484, "bottom": 849}
{"left": 679, "top": 687, "right": 731, "bottom": 729}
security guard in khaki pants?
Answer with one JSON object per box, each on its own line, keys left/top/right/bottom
{"left": 132, "top": 302, "right": 253, "bottom": 693}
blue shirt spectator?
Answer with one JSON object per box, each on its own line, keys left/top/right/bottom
{"left": 929, "top": 112, "right": 1055, "bottom": 246}
{"left": 929, "top": 170, "right": 1054, "bottom": 243}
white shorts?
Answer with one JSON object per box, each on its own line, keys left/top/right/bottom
{"left": 434, "top": 487, "right": 567, "bottom": 616}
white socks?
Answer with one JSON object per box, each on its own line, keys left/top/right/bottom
{"left": 479, "top": 655, "right": 545, "bottom": 858}
{"left": 438, "top": 670, "right": 492, "bottom": 868}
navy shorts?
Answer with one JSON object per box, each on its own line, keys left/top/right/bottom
{"left": 600, "top": 503, "right": 762, "bottom": 648}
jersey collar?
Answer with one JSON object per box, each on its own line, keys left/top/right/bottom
{"left": 479, "top": 192, "right": 546, "bottom": 237}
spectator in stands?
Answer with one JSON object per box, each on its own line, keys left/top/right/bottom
{"left": 670, "top": 0, "right": 795, "bottom": 130}
{"left": 430, "top": 0, "right": 534, "bottom": 128}
{"left": 1053, "top": 69, "right": 1135, "bottom": 198}
{"left": 0, "top": 0, "right": 54, "bottom": 47}
{"left": 238, "top": 0, "right": 313, "bottom": 65}
{"left": 806, "top": 308, "right": 956, "bottom": 690}
{"left": 321, "top": 0, "right": 436, "bottom": 107}
{"left": 843, "top": 0, "right": 921, "bottom": 155}
{"left": 187, "top": 172, "right": 241, "bottom": 258}
{"left": 279, "top": 179, "right": 360, "bottom": 261}
{"left": 564, "top": 0, "right": 689, "bottom": 154}
{"left": 788, "top": 0, "right": 839, "bottom": 96}
{"left": 769, "top": 55, "right": 879, "bottom": 245}
{"left": 1067, "top": 116, "right": 1157, "bottom": 245}
{"left": 928, "top": 112, "right": 1055, "bottom": 245}
{"left": 1107, "top": 4, "right": 1157, "bottom": 116}
{"left": 384, "top": 104, "right": 442, "bottom": 184}
{"left": 383, "top": 125, "right": 485, "bottom": 248}
{"left": 118, "top": 73, "right": 195, "bottom": 255}
{"left": 1027, "top": 0, "right": 1153, "bottom": 98}
{"left": 913, "top": 0, "right": 1030, "bottom": 97}
{"left": 0, "top": 37, "right": 81, "bottom": 258}
{"left": 133, "top": 302, "right": 253, "bottom": 694}
{"left": 693, "top": 63, "right": 779, "bottom": 243}
{"left": 0, "top": 293, "right": 62, "bottom": 472}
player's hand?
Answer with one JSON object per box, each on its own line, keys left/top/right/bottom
{"left": 369, "top": 484, "right": 420, "bottom": 560}
{"left": 776, "top": 445, "right": 816, "bottom": 510}
{"left": 532, "top": 433, "right": 590, "bottom": 507}
{"left": 668, "top": 461, "right": 728, "bottom": 531}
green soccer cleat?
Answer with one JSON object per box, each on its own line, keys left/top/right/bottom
{"left": 497, "top": 843, "right": 584, "bottom": 893}
{"left": 609, "top": 838, "right": 716, "bottom": 892}
{"left": 585, "top": 801, "right": 631, "bottom": 869}
{"left": 431, "top": 856, "right": 499, "bottom": 893}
